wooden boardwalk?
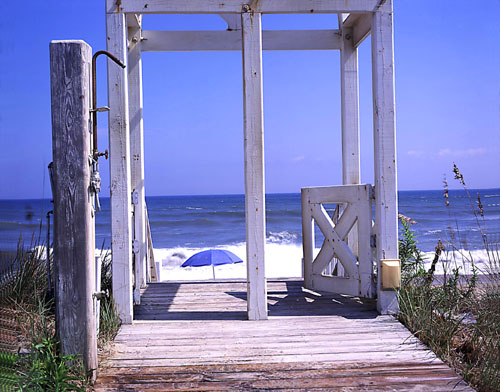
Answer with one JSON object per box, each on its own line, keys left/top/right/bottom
{"left": 95, "top": 280, "right": 473, "bottom": 391}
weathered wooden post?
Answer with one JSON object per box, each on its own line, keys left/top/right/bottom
{"left": 50, "top": 40, "right": 97, "bottom": 380}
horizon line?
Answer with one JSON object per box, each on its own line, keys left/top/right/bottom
{"left": 1, "top": 187, "right": 499, "bottom": 201}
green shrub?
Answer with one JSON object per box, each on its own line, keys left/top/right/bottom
{"left": 0, "top": 350, "right": 19, "bottom": 392}
{"left": 97, "top": 248, "right": 121, "bottom": 348}
{"left": 18, "top": 337, "right": 85, "bottom": 392}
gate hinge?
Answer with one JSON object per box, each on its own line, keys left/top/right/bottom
{"left": 132, "top": 239, "right": 139, "bottom": 254}
{"left": 370, "top": 186, "right": 375, "bottom": 200}
{"left": 370, "top": 234, "right": 377, "bottom": 248}
{"left": 132, "top": 190, "right": 139, "bottom": 205}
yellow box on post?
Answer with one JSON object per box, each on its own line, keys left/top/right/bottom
{"left": 381, "top": 259, "right": 401, "bottom": 290}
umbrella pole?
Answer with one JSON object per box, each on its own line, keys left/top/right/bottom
{"left": 212, "top": 264, "right": 215, "bottom": 280}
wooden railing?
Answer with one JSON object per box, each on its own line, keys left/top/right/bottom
{"left": 145, "top": 207, "right": 158, "bottom": 282}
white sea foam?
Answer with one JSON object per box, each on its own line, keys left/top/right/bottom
{"left": 155, "top": 242, "right": 303, "bottom": 281}
{"left": 154, "top": 244, "right": 496, "bottom": 281}
{"left": 420, "top": 249, "right": 497, "bottom": 275}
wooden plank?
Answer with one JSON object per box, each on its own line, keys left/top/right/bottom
{"left": 109, "top": 0, "right": 388, "bottom": 14}
{"left": 133, "top": 307, "right": 377, "bottom": 316}
{"left": 106, "top": 11, "right": 134, "bottom": 324}
{"left": 115, "top": 338, "right": 417, "bottom": 352}
{"left": 305, "top": 184, "right": 364, "bottom": 204}
{"left": 99, "top": 350, "right": 439, "bottom": 367}
{"left": 371, "top": 2, "right": 399, "bottom": 314}
{"left": 128, "top": 15, "right": 147, "bottom": 304}
{"left": 118, "top": 319, "right": 409, "bottom": 331}
{"left": 312, "top": 275, "right": 360, "bottom": 297}
{"left": 98, "top": 365, "right": 453, "bottom": 383}
{"left": 115, "top": 330, "right": 409, "bottom": 344}
{"left": 241, "top": 11, "right": 267, "bottom": 321}
{"left": 115, "top": 332, "right": 416, "bottom": 346}
{"left": 141, "top": 29, "right": 342, "bottom": 51}
{"left": 98, "top": 360, "right": 456, "bottom": 373}
{"left": 97, "top": 380, "right": 471, "bottom": 392}
{"left": 137, "top": 293, "right": 363, "bottom": 302}
{"left": 49, "top": 40, "right": 97, "bottom": 380}
{"left": 117, "top": 324, "right": 403, "bottom": 339}
{"left": 111, "top": 341, "right": 424, "bottom": 359}
{"left": 123, "top": 317, "right": 398, "bottom": 331}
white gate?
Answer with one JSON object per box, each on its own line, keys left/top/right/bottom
{"left": 302, "top": 184, "right": 375, "bottom": 298}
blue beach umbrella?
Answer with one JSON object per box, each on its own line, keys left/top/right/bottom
{"left": 181, "top": 249, "right": 243, "bottom": 279}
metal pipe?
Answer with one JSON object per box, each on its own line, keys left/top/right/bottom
{"left": 46, "top": 210, "right": 53, "bottom": 293}
{"left": 91, "top": 50, "right": 126, "bottom": 161}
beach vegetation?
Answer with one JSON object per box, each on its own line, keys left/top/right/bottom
{"left": 397, "top": 165, "right": 500, "bottom": 392}
{"left": 97, "top": 247, "right": 121, "bottom": 348}
{"left": 0, "top": 238, "right": 121, "bottom": 390}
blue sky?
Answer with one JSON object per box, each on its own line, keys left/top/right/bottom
{"left": 0, "top": 1, "right": 499, "bottom": 199}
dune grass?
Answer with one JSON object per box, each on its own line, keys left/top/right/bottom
{"left": 398, "top": 167, "right": 500, "bottom": 392}
{"left": 0, "top": 239, "right": 120, "bottom": 391}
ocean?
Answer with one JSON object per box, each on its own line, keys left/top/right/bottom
{"left": 1, "top": 189, "right": 499, "bottom": 279}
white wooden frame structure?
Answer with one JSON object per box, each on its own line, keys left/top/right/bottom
{"left": 105, "top": 0, "right": 399, "bottom": 322}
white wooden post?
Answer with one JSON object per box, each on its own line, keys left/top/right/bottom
{"left": 241, "top": 9, "right": 267, "bottom": 320}
{"left": 106, "top": 8, "right": 134, "bottom": 324}
{"left": 128, "top": 14, "right": 147, "bottom": 304}
{"left": 371, "top": 1, "right": 399, "bottom": 314}
{"left": 301, "top": 189, "right": 313, "bottom": 288}
{"left": 340, "top": 23, "right": 361, "bottom": 186}
{"left": 50, "top": 40, "right": 97, "bottom": 380}
{"left": 339, "top": 17, "right": 362, "bottom": 275}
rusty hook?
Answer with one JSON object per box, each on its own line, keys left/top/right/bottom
{"left": 91, "top": 50, "right": 126, "bottom": 161}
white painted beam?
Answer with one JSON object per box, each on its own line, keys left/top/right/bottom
{"left": 127, "top": 16, "right": 147, "bottom": 304}
{"left": 141, "top": 30, "right": 341, "bottom": 52}
{"left": 353, "top": 14, "right": 372, "bottom": 47}
{"left": 109, "top": 0, "right": 388, "bottom": 14}
{"left": 371, "top": 1, "right": 399, "bottom": 315}
{"left": 106, "top": 11, "right": 134, "bottom": 324}
{"left": 343, "top": 13, "right": 372, "bottom": 47}
{"left": 241, "top": 11, "right": 267, "bottom": 321}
